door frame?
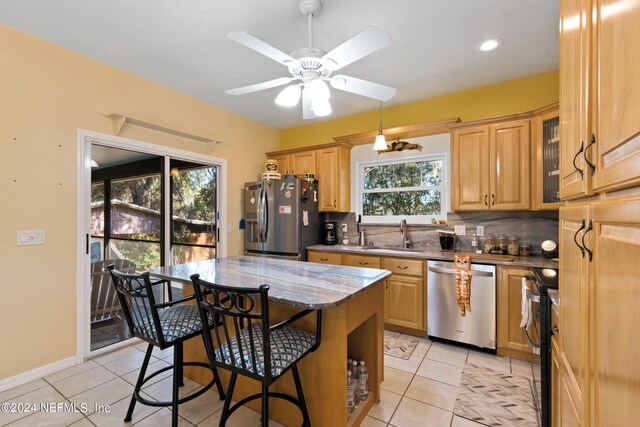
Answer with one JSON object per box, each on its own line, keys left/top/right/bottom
{"left": 76, "top": 129, "right": 227, "bottom": 362}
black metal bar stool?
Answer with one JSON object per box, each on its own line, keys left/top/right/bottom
{"left": 190, "top": 274, "right": 322, "bottom": 427}
{"left": 108, "top": 266, "right": 225, "bottom": 426}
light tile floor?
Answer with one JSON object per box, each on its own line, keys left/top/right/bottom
{"left": 0, "top": 333, "right": 540, "bottom": 427}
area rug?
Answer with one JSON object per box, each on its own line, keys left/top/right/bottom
{"left": 383, "top": 334, "right": 419, "bottom": 360}
{"left": 454, "top": 363, "right": 539, "bottom": 426}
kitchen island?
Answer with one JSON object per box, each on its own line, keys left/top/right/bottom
{"left": 149, "top": 256, "right": 390, "bottom": 427}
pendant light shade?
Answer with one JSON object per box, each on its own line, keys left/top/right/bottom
{"left": 372, "top": 101, "right": 387, "bottom": 151}
{"left": 311, "top": 98, "right": 332, "bottom": 117}
{"left": 275, "top": 84, "right": 302, "bottom": 107}
{"left": 308, "top": 79, "right": 331, "bottom": 101}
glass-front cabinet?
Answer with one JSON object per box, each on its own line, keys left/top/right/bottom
{"left": 533, "top": 105, "right": 564, "bottom": 210}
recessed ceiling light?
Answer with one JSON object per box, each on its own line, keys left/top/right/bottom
{"left": 479, "top": 39, "right": 502, "bottom": 52}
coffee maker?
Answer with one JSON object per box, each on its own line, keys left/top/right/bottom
{"left": 321, "top": 221, "right": 338, "bottom": 245}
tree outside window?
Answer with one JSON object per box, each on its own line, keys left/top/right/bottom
{"left": 359, "top": 154, "right": 447, "bottom": 222}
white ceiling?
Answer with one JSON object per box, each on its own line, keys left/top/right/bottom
{"left": 0, "top": 0, "right": 559, "bottom": 129}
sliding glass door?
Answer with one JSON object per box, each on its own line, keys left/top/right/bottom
{"left": 89, "top": 145, "right": 217, "bottom": 351}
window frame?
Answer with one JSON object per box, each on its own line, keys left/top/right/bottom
{"left": 355, "top": 152, "right": 449, "bottom": 224}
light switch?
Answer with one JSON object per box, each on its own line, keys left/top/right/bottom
{"left": 342, "top": 224, "right": 348, "bottom": 233}
{"left": 476, "top": 226, "right": 485, "bottom": 237}
{"left": 454, "top": 225, "right": 466, "bottom": 236}
{"left": 17, "top": 230, "right": 45, "bottom": 246}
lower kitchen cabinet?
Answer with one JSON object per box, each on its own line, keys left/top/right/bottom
{"left": 496, "top": 266, "right": 539, "bottom": 363}
{"left": 307, "top": 250, "right": 427, "bottom": 336}
{"left": 307, "top": 250, "right": 342, "bottom": 265}
{"left": 385, "top": 274, "right": 425, "bottom": 333}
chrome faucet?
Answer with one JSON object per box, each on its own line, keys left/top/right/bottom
{"left": 400, "top": 219, "right": 411, "bottom": 249}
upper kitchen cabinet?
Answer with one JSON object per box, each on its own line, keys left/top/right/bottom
{"left": 532, "top": 104, "right": 564, "bottom": 210}
{"left": 316, "top": 145, "right": 350, "bottom": 212}
{"left": 559, "top": 0, "right": 592, "bottom": 200}
{"left": 591, "top": 0, "right": 640, "bottom": 193}
{"left": 451, "top": 116, "right": 530, "bottom": 211}
{"left": 267, "top": 142, "right": 351, "bottom": 213}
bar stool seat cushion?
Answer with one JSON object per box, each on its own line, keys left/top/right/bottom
{"left": 137, "top": 305, "right": 214, "bottom": 343}
{"left": 216, "top": 324, "right": 316, "bottom": 377}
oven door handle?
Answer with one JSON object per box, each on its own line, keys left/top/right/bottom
{"left": 428, "top": 266, "right": 494, "bottom": 277}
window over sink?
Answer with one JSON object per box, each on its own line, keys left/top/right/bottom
{"left": 356, "top": 153, "right": 448, "bottom": 223}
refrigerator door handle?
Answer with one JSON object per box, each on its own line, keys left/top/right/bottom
{"left": 262, "top": 186, "right": 268, "bottom": 243}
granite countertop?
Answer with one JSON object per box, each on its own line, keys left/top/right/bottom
{"left": 307, "top": 244, "right": 559, "bottom": 269}
{"left": 148, "top": 256, "right": 390, "bottom": 310}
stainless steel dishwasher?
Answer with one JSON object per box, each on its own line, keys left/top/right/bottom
{"left": 427, "top": 260, "right": 496, "bottom": 350}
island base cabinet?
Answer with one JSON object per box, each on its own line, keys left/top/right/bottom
{"left": 183, "top": 281, "right": 384, "bottom": 427}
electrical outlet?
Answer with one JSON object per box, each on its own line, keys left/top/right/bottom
{"left": 342, "top": 224, "right": 348, "bottom": 233}
{"left": 476, "top": 226, "right": 485, "bottom": 237}
{"left": 454, "top": 225, "right": 466, "bottom": 236}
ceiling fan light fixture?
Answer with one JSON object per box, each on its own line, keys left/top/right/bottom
{"left": 91, "top": 159, "right": 99, "bottom": 168}
{"left": 308, "top": 78, "right": 330, "bottom": 101}
{"left": 311, "top": 98, "right": 332, "bottom": 116}
{"left": 275, "top": 84, "right": 302, "bottom": 106}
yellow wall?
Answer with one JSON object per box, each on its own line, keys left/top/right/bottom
{"left": 280, "top": 70, "right": 559, "bottom": 149}
{"left": 0, "top": 25, "right": 279, "bottom": 380}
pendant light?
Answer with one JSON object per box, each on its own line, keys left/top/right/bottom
{"left": 373, "top": 101, "right": 388, "bottom": 151}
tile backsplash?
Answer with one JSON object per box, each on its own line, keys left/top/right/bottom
{"left": 323, "top": 211, "right": 559, "bottom": 256}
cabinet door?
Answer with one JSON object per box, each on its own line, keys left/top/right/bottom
{"left": 590, "top": 197, "right": 640, "bottom": 426}
{"left": 386, "top": 274, "right": 425, "bottom": 332}
{"left": 307, "top": 251, "right": 342, "bottom": 265}
{"left": 317, "top": 147, "right": 338, "bottom": 212}
{"left": 560, "top": 357, "right": 583, "bottom": 427}
{"left": 552, "top": 336, "right": 562, "bottom": 427}
{"left": 291, "top": 151, "right": 316, "bottom": 176}
{"left": 342, "top": 254, "right": 381, "bottom": 269}
{"left": 489, "top": 120, "right": 531, "bottom": 210}
{"left": 558, "top": 205, "right": 589, "bottom": 423}
{"left": 497, "top": 267, "right": 537, "bottom": 356}
{"left": 451, "top": 126, "right": 490, "bottom": 210}
{"left": 532, "top": 109, "right": 564, "bottom": 210}
{"left": 269, "top": 153, "right": 291, "bottom": 175}
{"left": 592, "top": 0, "right": 640, "bottom": 192}
{"left": 559, "top": 0, "right": 592, "bottom": 199}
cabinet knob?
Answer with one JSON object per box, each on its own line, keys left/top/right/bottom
{"left": 334, "top": 200, "right": 337, "bottom": 207}
{"left": 484, "top": 194, "right": 488, "bottom": 206}
{"left": 398, "top": 266, "right": 408, "bottom": 270}
{"left": 573, "top": 141, "right": 584, "bottom": 178}
{"left": 359, "top": 261, "right": 368, "bottom": 265}
{"left": 491, "top": 194, "right": 495, "bottom": 206}
{"left": 321, "top": 258, "right": 328, "bottom": 261}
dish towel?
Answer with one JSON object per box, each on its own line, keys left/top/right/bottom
{"left": 520, "top": 278, "right": 533, "bottom": 330}
{"left": 454, "top": 254, "right": 472, "bottom": 316}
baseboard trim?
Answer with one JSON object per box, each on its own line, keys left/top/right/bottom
{"left": 0, "top": 357, "right": 76, "bottom": 393}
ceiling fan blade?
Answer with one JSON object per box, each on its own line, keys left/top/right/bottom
{"left": 301, "top": 88, "right": 317, "bottom": 119}
{"left": 321, "top": 25, "right": 392, "bottom": 71}
{"left": 228, "top": 31, "right": 299, "bottom": 67}
{"left": 330, "top": 75, "right": 397, "bottom": 101}
{"left": 226, "top": 77, "right": 295, "bottom": 96}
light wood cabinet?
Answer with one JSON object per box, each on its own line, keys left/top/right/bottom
{"left": 385, "top": 274, "right": 425, "bottom": 332}
{"left": 307, "top": 250, "right": 342, "bottom": 265}
{"left": 552, "top": 336, "right": 562, "bottom": 427}
{"left": 382, "top": 258, "right": 426, "bottom": 333}
{"left": 316, "top": 146, "right": 350, "bottom": 212}
{"left": 269, "top": 153, "right": 291, "bottom": 175}
{"left": 558, "top": 205, "right": 589, "bottom": 425}
{"left": 496, "top": 266, "right": 539, "bottom": 363}
{"left": 306, "top": 250, "right": 427, "bottom": 336}
{"left": 451, "top": 118, "right": 530, "bottom": 211}
{"left": 591, "top": 1, "right": 640, "bottom": 193}
{"left": 559, "top": 0, "right": 592, "bottom": 200}
{"left": 267, "top": 142, "right": 351, "bottom": 213}
{"left": 291, "top": 151, "right": 316, "bottom": 176}
{"left": 589, "top": 197, "right": 640, "bottom": 426}
{"left": 532, "top": 104, "right": 564, "bottom": 210}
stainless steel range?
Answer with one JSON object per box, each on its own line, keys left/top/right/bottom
{"left": 427, "top": 260, "right": 496, "bottom": 350}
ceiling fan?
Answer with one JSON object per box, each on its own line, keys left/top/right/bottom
{"left": 225, "top": 0, "right": 397, "bottom": 119}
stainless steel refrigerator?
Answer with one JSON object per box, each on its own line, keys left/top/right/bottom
{"left": 243, "top": 177, "right": 320, "bottom": 260}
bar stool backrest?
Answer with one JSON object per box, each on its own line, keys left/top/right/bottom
{"left": 108, "top": 267, "right": 167, "bottom": 347}
{"left": 191, "top": 277, "right": 273, "bottom": 382}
